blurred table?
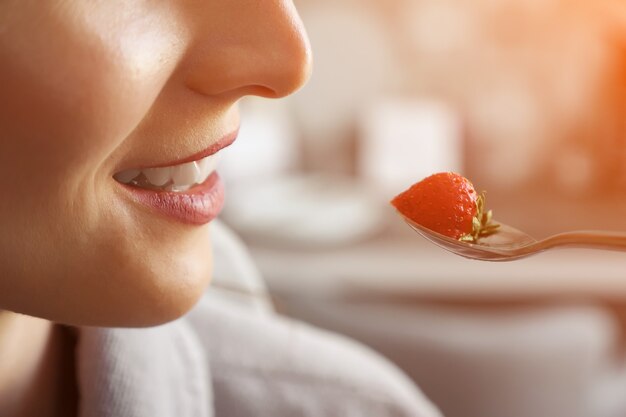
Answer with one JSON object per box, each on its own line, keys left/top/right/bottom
{"left": 246, "top": 221, "right": 626, "bottom": 302}
{"left": 241, "top": 215, "right": 626, "bottom": 417}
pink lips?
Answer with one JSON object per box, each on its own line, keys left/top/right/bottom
{"left": 118, "top": 131, "right": 236, "bottom": 225}
{"left": 126, "top": 172, "right": 224, "bottom": 225}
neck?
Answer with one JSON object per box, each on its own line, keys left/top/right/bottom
{"left": 0, "top": 311, "right": 77, "bottom": 417}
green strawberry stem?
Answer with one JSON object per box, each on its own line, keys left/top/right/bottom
{"left": 458, "top": 192, "right": 500, "bottom": 243}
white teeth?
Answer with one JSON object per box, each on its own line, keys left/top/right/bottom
{"left": 198, "top": 155, "right": 218, "bottom": 178}
{"left": 143, "top": 167, "right": 171, "bottom": 186}
{"left": 172, "top": 161, "right": 201, "bottom": 186}
{"left": 114, "top": 169, "right": 141, "bottom": 184}
{"left": 114, "top": 154, "right": 219, "bottom": 191}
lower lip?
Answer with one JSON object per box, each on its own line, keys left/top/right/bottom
{"left": 121, "top": 172, "right": 224, "bottom": 225}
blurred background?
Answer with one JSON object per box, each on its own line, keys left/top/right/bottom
{"left": 218, "top": 1, "right": 626, "bottom": 416}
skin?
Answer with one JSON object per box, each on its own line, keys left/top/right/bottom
{"left": 0, "top": 1, "right": 311, "bottom": 416}
{"left": 0, "top": 0, "right": 311, "bottom": 326}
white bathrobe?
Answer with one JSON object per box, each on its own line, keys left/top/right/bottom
{"left": 75, "top": 221, "right": 441, "bottom": 417}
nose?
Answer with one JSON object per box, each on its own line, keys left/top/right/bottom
{"left": 182, "top": 0, "right": 312, "bottom": 99}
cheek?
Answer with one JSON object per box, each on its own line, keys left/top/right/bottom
{"left": 0, "top": 3, "right": 207, "bottom": 326}
{"left": 0, "top": 2, "right": 179, "bottom": 269}
{"left": 0, "top": 7, "right": 183, "bottom": 174}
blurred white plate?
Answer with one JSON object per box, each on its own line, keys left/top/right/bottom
{"left": 221, "top": 174, "right": 387, "bottom": 248}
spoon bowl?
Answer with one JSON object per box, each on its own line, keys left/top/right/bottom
{"left": 401, "top": 215, "right": 626, "bottom": 261}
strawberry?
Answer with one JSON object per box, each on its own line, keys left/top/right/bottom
{"left": 391, "top": 172, "right": 498, "bottom": 242}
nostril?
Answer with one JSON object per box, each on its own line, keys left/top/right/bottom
{"left": 184, "top": 82, "right": 277, "bottom": 100}
{"left": 245, "top": 85, "right": 281, "bottom": 99}
{"left": 180, "top": 1, "right": 312, "bottom": 100}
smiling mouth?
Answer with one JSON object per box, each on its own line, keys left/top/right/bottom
{"left": 112, "top": 131, "right": 237, "bottom": 225}
{"left": 114, "top": 153, "right": 220, "bottom": 192}
{"left": 113, "top": 130, "right": 237, "bottom": 192}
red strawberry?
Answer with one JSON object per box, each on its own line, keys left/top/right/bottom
{"left": 391, "top": 172, "right": 498, "bottom": 241}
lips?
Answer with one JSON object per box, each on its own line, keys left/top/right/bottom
{"left": 114, "top": 131, "right": 236, "bottom": 225}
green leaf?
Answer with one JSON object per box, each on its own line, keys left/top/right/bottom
{"left": 458, "top": 190, "right": 500, "bottom": 243}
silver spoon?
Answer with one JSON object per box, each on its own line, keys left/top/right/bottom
{"left": 400, "top": 214, "right": 626, "bottom": 262}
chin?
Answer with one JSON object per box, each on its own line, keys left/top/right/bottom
{"left": 31, "top": 232, "right": 215, "bottom": 328}
{"left": 0, "top": 204, "right": 216, "bottom": 328}
{"left": 95, "top": 237, "right": 214, "bottom": 328}
{"left": 116, "top": 273, "right": 212, "bottom": 328}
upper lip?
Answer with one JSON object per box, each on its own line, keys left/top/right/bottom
{"left": 164, "top": 129, "right": 238, "bottom": 166}
{"left": 116, "top": 129, "right": 239, "bottom": 172}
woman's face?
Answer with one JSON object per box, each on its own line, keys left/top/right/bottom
{"left": 0, "top": 0, "right": 311, "bottom": 326}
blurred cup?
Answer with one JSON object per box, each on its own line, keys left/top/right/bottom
{"left": 358, "top": 98, "right": 463, "bottom": 198}
{"left": 219, "top": 97, "right": 298, "bottom": 185}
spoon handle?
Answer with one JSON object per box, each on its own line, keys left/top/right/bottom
{"left": 540, "top": 231, "right": 626, "bottom": 252}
